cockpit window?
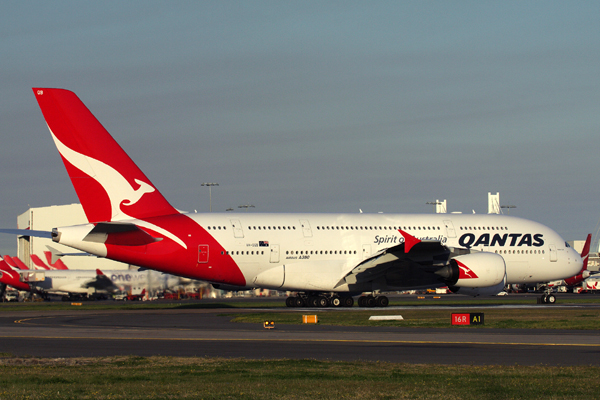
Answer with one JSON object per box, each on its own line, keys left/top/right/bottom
{"left": 565, "top": 242, "right": 570, "bottom": 248}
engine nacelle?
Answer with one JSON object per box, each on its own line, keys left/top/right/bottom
{"left": 443, "top": 252, "right": 507, "bottom": 296}
{"left": 449, "top": 280, "right": 506, "bottom": 297}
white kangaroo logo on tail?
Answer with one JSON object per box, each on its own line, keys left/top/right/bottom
{"left": 49, "top": 128, "right": 187, "bottom": 248}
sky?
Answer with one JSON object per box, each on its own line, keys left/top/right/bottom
{"left": 1, "top": 1, "right": 600, "bottom": 255}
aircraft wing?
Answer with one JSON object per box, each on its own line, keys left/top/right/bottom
{"left": 337, "top": 230, "right": 455, "bottom": 289}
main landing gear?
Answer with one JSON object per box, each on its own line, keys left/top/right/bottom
{"left": 357, "top": 295, "right": 389, "bottom": 308}
{"left": 539, "top": 292, "right": 556, "bottom": 304}
{"left": 285, "top": 293, "right": 390, "bottom": 308}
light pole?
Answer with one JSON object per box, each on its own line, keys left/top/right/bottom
{"left": 426, "top": 201, "right": 441, "bottom": 213}
{"left": 500, "top": 205, "right": 516, "bottom": 215}
{"left": 201, "top": 183, "right": 219, "bottom": 212}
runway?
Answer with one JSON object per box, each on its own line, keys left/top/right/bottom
{"left": 1, "top": 306, "right": 599, "bottom": 365}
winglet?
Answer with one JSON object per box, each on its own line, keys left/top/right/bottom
{"left": 398, "top": 229, "right": 421, "bottom": 253}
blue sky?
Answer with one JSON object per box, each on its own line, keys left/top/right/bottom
{"left": 1, "top": 1, "right": 600, "bottom": 255}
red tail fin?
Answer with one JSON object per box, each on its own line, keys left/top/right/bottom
{"left": 580, "top": 233, "right": 592, "bottom": 271}
{"left": 564, "top": 234, "right": 592, "bottom": 286}
{"left": 30, "top": 255, "right": 50, "bottom": 270}
{"left": 43, "top": 251, "right": 69, "bottom": 270}
{"left": 12, "top": 257, "right": 29, "bottom": 270}
{"left": 3, "top": 255, "right": 27, "bottom": 270}
{"left": 32, "top": 88, "right": 178, "bottom": 223}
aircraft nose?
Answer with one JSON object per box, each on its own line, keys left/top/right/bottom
{"left": 571, "top": 248, "right": 584, "bottom": 273}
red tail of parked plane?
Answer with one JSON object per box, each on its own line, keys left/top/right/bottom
{"left": 43, "top": 251, "right": 69, "bottom": 270}
{"left": 564, "top": 234, "right": 592, "bottom": 287}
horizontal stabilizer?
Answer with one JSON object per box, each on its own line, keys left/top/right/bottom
{"left": 83, "top": 222, "right": 162, "bottom": 246}
{"left": 0, "top": 229, "right": 53, "bottom": 239}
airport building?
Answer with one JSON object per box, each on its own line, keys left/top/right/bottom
{"left": 17, "top": 203, "right": 129, "bottom": 271}
{"left": 14, "top": 203, "right": 223, "bottom": 299}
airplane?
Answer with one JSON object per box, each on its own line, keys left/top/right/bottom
{"left": 581, "top": 275, "right": 600, "bottom": 292}
{"left": 43, "top": 251, "right": 69, "bottom": 270}
{"left": 0, "top": 256, "right": 118, "bottom": 300}
{"left": 3, "top": 255, "right": 29, "bottom": 270}
{"left": 30, "top": 254, "right": 51, "bottom": 270}
{"left": 0, "top": 88, "right": 584, "bottom": 307}
{"left": 0, "top": 257, "right": 32, "bottom": 293}
{"left": 540, "top": 234, "right": 592, "bottom": 303}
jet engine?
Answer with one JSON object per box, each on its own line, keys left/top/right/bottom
{"left": 436, "top": 252, "right": 507, "bottom": 296}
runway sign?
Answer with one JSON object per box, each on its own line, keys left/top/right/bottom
{"left": 302, "top": 315, "right": 318, "bottom": 324}
{"left": 451, "top": 313, "right": 484, "bottom": 325}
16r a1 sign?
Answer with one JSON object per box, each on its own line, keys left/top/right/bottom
{"left": 451, "top": 313, "right": 484, "bottom": 325}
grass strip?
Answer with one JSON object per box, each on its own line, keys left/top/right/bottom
{"left": 228, "top": 308, "right": 600, "bottom": 329}
{"left": 0, "top": 356, "right": 597, "bottom": 399}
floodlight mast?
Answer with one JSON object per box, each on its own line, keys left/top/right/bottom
{"left": 500, "top": 204, "right": 516, "bottom": 215}
{"left": 201, "top": 183, "right": 219, "bottom": 212}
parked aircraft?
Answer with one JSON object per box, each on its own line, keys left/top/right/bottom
{"left": 0, "top": 258, "right": 31, "bottom": 293}
{"left": 0, "top": 256, "right": 118, "bottom": 299}
{"left": 3, "top": 255, "right": 29, "bottom": 270}
{"left": 0, "top": 88, "right": 584, "bottom": 307}
{"left": 582, "top": 275, "right": 600, "bottom": 292}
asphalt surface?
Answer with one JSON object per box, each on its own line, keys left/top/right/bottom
{"left": 0, "top": 295, "right": 599, "bottom": 365}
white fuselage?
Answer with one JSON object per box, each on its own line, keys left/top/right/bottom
{"left": 191, "top": 212, "right": 581, "bottom": 290}
{"left": 54, "top": 212, "right": 582, "bottom": 293}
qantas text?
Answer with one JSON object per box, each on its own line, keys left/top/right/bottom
{"left": 459, "top": 233, "right": 544, "bottom": 248}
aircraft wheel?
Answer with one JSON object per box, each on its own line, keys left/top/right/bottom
{"left": 358, "top": 296, "right": 367, "bottom": 307}
{"left": 317, "top": 296, "right": 329, "bottom": 308}
{"left": 540, "top": 294, "right": 548, "bottom": 304}
{"left": 376, "top": 295, "right": 389, "bottom": 307}
{"left": 285, "top": 297, "right": 295, "bottom": 307}
{"left": 330, "top": 296, "right": 342, "bottom": 307}
{"left": 309, "top": 296, "right": 319, "bottom": 307}
{"left": 294, "top": 297, "right": 305, "bottom": 307}
{"left": 343, "top": 297, "right": 354, "bottom": 307}
{"left": 366, "top": 296, "right": 377, "bottom": 307}
{"left": 546, "top": 294, "right": 556, "bottom": 304}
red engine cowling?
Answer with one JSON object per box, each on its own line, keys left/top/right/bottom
{"left": 447, "top": 252, "right": 506, "bottom": 296}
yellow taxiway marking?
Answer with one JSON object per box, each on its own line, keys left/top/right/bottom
{"left": 0, "top": 335, "right": 599, "bottom": 347}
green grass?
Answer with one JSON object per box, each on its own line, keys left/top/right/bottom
{"left": 228, "top": 308, "right": 600, "bottom": 330}
{"left": 0, "top": 356, "right": 597, "bottom": 399}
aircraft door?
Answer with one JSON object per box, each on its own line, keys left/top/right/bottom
{"left": 198, "top": 245, "right": 209, "bottom": 263}
{"left": 299, "top": 219, "right": 313, "bottom": 237}
{"left": 549, "top": 244, "right": 557, "bottom": 262}
{"left": 270, "top": 244, "right": 280, "bottom": 263}
{"left": 443, "top": 220, "right": 456, "bottom": 238}
{"left": 362, "top": 244, "right": 372, "bottom": 260}
{"left": 230, "top": 219, "right": 244, "bottom": 238}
